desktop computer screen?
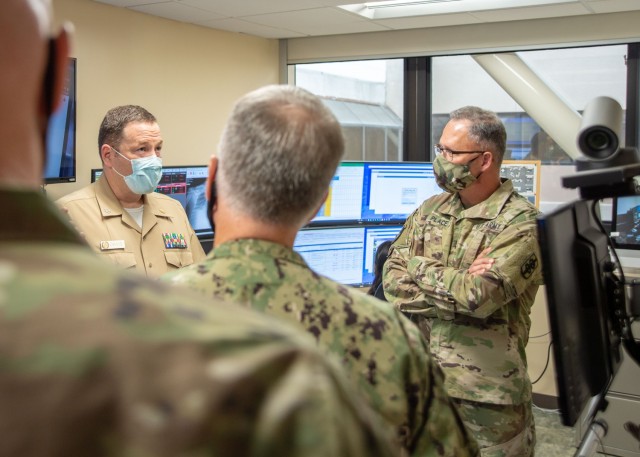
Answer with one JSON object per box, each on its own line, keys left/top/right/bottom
{"left": 361, "top": 162, "right": 439, "bottom": 222}
{"left": 91, "top": 166, "right": 212, "bottom": 239}
{"left": 310, "top": 161, "right": 438, "bottom": 226}
{"left": 293, "top": 225, "right": 403, "bottom": 287}
{"left": 611, "top": 194, "right": 640, "bottom": 249}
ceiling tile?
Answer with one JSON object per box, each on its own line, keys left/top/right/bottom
{"left": 91, "top": 0, "right": 640, "bottom": 39}
{"left": 242, "top": 7, "right": 390, "bottom": 36}
{"left": 194, "top": 17, "right": 306, "bottom": 38}
{"left": 93, "top": 0, "right": 170, "bottom": 7}
{"left": 470, "top": 3, "right": 590, "bottom": 21}
{"left": 129, "top": 2, "right": 225, "bottom": 23}
{"left": 176, "top": 0, "right": 327, "bottom": 17}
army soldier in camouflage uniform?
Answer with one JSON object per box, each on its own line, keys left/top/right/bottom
{"left": 0, "top": 1, "right": 400, "bottom": 456}
{"left": 383, "top": 106, "right": 544, "bottom": 457}
{"left": 164, "top": 85, "right": 480, "bottom": 457}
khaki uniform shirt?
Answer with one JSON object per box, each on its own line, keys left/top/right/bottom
{"left": 164, "top": 239, "right": 480, "bottom": 457}
{"left": 384, "top": 179, "right": 543, "bottom": 406}
{"left": 56, "top": 176, "right": 205, "bottom": 278}
{"left": 0, "top": 188, "right": 398, "bottom": 457}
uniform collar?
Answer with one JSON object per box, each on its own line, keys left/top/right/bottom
{"left": 439, "top": 178, "right": 514, "bottom": 220}
{"left": 213, "top": 238, "right": 306, "bottom": 266}
{"left": 0, "top": 187, "right": 85, "bottom": 245}
{"left": 94, "top": 175, "right": 175, "bottom": 220}
{"left": 94, "top": 175, "right": 126, "bottom": 218}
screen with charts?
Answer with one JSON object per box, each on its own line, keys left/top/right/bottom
{"left": 310, "top": 161, "right": 439, "bottom": 226}
{"left": 611, "top": 194, "right": 640, "bottom": 249}
{"left": 91, "top": 166, "right": 212, "bottom": 239}
{"left": 293, "top": 225, "right": 403, "bottom": 287}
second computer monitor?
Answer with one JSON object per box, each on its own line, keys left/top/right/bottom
{"left": 311, "top": 161, "right": 439, "bottom": 226}
{"left": 611, "top": 194, "right": 640, "bottom": 249}
{"left": 293, "top": 225, "right": 403, "bottom": 287}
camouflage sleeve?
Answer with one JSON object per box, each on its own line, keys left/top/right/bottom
{"left": 406, "top": 218, "right": 542, "bottom": 318}
{"left": 0, "top": 247, "right": 399, "bottom": 457}
{"left": 383, "top": 210, "right": 439, "bottom": 314}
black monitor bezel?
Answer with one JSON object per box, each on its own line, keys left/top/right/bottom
{"left": 44, "top": 57, "right": 77, "bottom": 184}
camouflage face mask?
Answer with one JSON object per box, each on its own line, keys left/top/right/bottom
{"left": 433, "top": 153, "right": 480, "bottom": 193}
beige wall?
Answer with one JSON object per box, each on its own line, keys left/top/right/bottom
{"left": 45, "top": 0, "right": 279, "bottom": 201}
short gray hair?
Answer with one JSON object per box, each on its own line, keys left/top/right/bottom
{"left": 218, "top": 85, "right": 344, "bottom": 225}
{"left": 450, "top": 106, "right": 507, "bottom": 165}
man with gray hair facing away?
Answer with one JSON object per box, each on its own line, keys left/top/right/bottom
{"left": 164, "top": 84, "right": 480, "bottom": 457}
{"left": 0, "top": 1, "right": 401, "bottom": 456}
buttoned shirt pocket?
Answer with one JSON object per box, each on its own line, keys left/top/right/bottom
{"left": 99, "top": 252, "right": 137, "bottom": 269}
{"left": 458, "top": 229, "right": 487, "bottom": 269}
{"left": 164, "top": 251, "right": 195, "bottom": 269}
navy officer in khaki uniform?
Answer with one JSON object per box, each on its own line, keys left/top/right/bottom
{"left": 57, "top": 105, "right": 205, "bottom": 277}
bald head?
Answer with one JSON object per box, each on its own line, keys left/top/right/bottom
{"left": 0, "top": 0, "right": 68, "bottom": 188}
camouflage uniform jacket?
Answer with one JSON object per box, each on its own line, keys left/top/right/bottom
{"left": 0, "top": 188, "right": 399, "bottom": 457}
{"left": 383, "top": 179, "right": 543, "bottom": 406}
{"left": 164, "top": 238, "right": 480, "bottom": 457}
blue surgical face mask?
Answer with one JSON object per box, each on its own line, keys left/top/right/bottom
{"left": 111, "top": 146, "right": 162, "bottom": 195}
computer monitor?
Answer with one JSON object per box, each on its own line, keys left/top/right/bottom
{"left": 91, "top": 165, "right": 212, "bottom": 239}
{"left": 293, "top": 225, "right": 402, "bottom": 287}
{"left": 610, "top": 194, "right": 640, "bottom": 249}
{"left": 44, "top": 58, "right": 76, "bottom": 184}
{"left": 310, "top": 161, "right": 439, "bottom": 226}
{"left": 537, "top": 199, "right": 622, "bottom": 426}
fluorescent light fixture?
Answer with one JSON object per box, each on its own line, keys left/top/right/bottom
{"left": 339, "top": 0, "right": 576, "bottom": 19}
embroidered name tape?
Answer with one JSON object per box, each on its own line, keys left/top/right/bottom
{"left": 163, "top": 232, "right": 187, "bottom": 249}
{"left": 100, "top": 240, "right": 125, "bottom": 251}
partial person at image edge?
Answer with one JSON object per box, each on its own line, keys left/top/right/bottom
{"left": 0, "top": 1, "right": 398, "bottom": 456}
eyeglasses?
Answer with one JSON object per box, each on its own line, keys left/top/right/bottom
{"left": 434, "top": 144, "right": 485, "bottom": 159}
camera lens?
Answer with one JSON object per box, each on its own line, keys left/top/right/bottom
{"left": 586, "top": 131, "right": 610, "bottom": 151}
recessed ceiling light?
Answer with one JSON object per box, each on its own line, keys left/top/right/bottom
{"left": 339, "top": 0, "right": 576, "bottom": 19}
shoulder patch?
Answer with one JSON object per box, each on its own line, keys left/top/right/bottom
{"left": 521, "top": 253, "right": 538, "bottom": 279}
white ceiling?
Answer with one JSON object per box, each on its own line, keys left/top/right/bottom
{"left": 91, "top": 0, "right": 640, "bottom": 39}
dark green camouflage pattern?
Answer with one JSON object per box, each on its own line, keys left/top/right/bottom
{"left": 0, "top": 189, "right": 398, "bottom": 457}
{"left": 383, "top": 179, "right": 542, "bottom": 455}
{"left": 164, "top": 239, "right": 480, "bottom": 457}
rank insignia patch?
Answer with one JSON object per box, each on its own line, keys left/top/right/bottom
{"left": 163, "top": 232, "right": 187, "bottom": 249}
{"left": 521, "top": 253, "right": 538, "bottom": 279}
